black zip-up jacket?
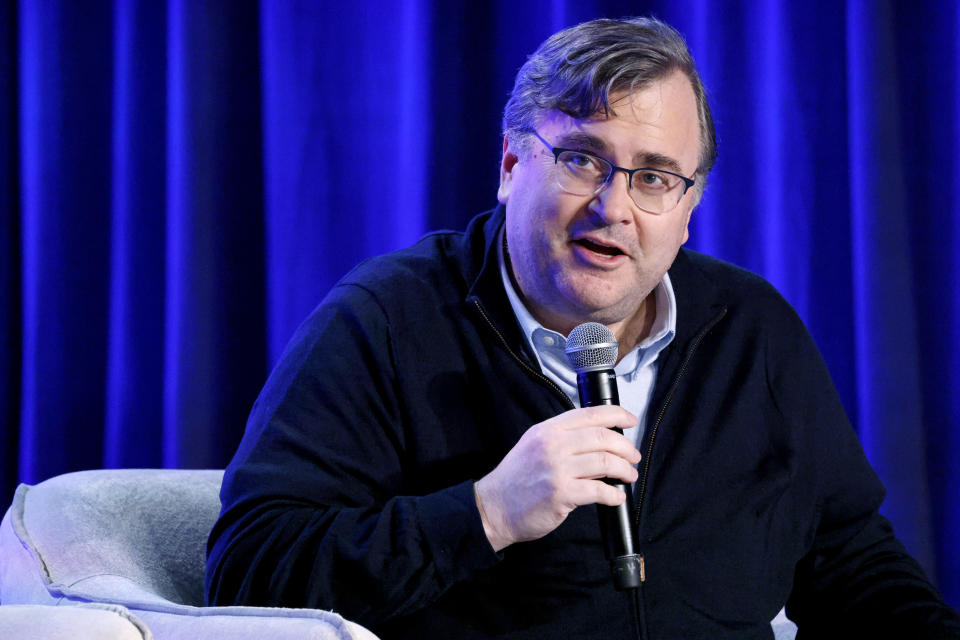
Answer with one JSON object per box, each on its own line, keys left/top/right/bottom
{"left": 206, "top": 207, "right": 959, "bottom": 639}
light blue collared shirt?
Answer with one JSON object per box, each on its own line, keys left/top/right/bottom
{"left": 499, "top": 232, "right": 677, "bottom": 448}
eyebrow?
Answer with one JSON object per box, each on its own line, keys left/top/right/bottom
{"left": 634, "top": 151, "right": 686, "bottom": 176}
{"left": 554, "top": 131, "right": 608, "bottom": 153}
{"left": 553, "top": 132, "right": 687, "bottom": 175}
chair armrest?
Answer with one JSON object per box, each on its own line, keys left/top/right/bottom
{"left": 0, "top": 604, "right": 151, "bottom": 640}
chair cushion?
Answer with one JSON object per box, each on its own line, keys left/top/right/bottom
{"left": 0, "top": 603, "right": 151, "bottom": 640}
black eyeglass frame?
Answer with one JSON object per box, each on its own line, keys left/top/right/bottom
{"left": 531, "top": 130, "right": 697, "bottom": 212}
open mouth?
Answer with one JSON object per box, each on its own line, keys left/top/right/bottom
{"left": 574, "top": 238, "right": 624, "bottom": 257}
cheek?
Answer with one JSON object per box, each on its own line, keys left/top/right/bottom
{"left": 512, "top": 199, "right": 563, "bottom": 248}
{"left": 650, "top": 214, "right": 691, "bottom": 246}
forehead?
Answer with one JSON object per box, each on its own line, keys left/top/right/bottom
{"left": 537, "top": 71, "right": 700, "bottom": 174}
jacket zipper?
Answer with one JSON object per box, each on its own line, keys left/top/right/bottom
{"left": 634, "top": 307, "right": 727, "bottom": 531}
{"left": 629, "top": 307, "right": 725, "bottom": 640}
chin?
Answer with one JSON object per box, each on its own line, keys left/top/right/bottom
{"left": 562, "top": 278, "right": 644, "bottom": 316}
{"left": 561, "top": 293, "right": 639, "bottom": 326}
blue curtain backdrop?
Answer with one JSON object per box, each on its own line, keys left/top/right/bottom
{"left": 1, "top": 0, "right": 957, "bottom": 608}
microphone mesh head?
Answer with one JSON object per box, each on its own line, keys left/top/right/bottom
{"left": 565, "top": 322, "right": 618, "bottom": 372}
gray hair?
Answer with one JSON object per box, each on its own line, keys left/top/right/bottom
{"left": 503, "top": 17, "right": 717, "bottom": 184}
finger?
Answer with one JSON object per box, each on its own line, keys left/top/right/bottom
{"left": 565, "top": 426, "right": 642, "bottom": 464}
{"left": 552, "top": 405, "right": 639, "bottom": 431}
{"left": 566, "top": 478, "right": 628, "bottom": 508}
{"left": 568, "top": 451, "right": 640, "bottom": 484}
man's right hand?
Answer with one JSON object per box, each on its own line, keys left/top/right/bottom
{"left": 474, "top": 405, "right": 641, "bottom": 552}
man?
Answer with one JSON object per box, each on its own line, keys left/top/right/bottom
{"left": 206, "top": 17, "right": 960, "bottom": 639}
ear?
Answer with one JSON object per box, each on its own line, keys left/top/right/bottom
{"left": 680, "top": 182, "right": 702, "bottom": 244}
{"left": 497, "top": 136, "right": 520, "bottom": 204}
{"left": 680, "top": 207, "right": 693, "bottom": 244}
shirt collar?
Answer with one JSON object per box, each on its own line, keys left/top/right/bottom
{"left": 498, "top": 228, "right": 677, "bottom": 380}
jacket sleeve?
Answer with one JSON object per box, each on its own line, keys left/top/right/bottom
{"left": 204, "top": 282, "right": 501, "bottom": 627}
{"left": 766, "top": 307, "right": 960, "bottom": 637}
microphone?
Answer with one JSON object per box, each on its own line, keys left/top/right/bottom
{"left": 565, "top": 322, "right": 642, "bottom": 591}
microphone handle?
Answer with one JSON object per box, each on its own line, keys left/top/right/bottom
{"left": 576, "top": 369, "right": 643, "bottom": 591}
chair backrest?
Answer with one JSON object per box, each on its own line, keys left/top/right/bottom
{"left": 2, "top": 469, "right": 224, "bottom": 608}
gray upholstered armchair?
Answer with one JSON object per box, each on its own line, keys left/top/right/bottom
{"left": 0, "top": 469, "right": 378, "bottom": 640}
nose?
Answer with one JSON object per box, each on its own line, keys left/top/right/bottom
{"left": 589, "top": 169, "right": 634, "bottom": 226}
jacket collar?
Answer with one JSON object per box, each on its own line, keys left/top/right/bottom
{"left": 463, "top": 205, "right": 535, "bottom": 362}
{"left": 654, "top": 248, "right": 729, "bottom": 389}
{"left": 668, "top": 248, "right": 729, "bottom": 347}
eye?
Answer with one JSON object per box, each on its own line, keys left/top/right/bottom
{"left": 559, "top": 151, "right": 605, "bottom": 175}
{"left": 639, "top": 171, "right": 665, "bottom": 186}
{"left": 635, "top": 170, "right": 675, "bottom": 192}
{"left": 566, "top": 152, "right": 596, "bottom": 168}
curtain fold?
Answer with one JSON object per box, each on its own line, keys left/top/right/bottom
{"left": 17, "top": 0, "right": 113, "bottom": 483}
{"left": 105, "top": 0, "right": 166, "bottom": 468}
{"left": 1, "top": 0, "right": 21, "bottom": 501}
{"left": 846, "top": 0, "right": 934, "bottom": 575}
{"left": 1, "top": 0, "right": 957, "bottom": 608}
{"left": 162, "top": 0, "right": 266, "bottom": 468}
{"left": 260, "top": 0, "right": 431, "bottom": 363}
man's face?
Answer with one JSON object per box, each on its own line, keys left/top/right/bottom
{"left": 498, "top": 70, "right": 701, "bottom": 338}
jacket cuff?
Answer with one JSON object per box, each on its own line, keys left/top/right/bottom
{"left": 416, "top": 479, "right": 502, "bottom": 588}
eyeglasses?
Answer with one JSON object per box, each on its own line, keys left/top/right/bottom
{"left": 532, "top": 131, "right": 696, "bottom": 215}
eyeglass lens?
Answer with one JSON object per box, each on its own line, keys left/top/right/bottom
{"left": 554, "top": 150, "right": 684, "bottom": 214}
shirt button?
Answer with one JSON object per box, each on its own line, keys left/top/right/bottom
{"left": 542, "top": 335, "right": 555, "bottom": 346}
